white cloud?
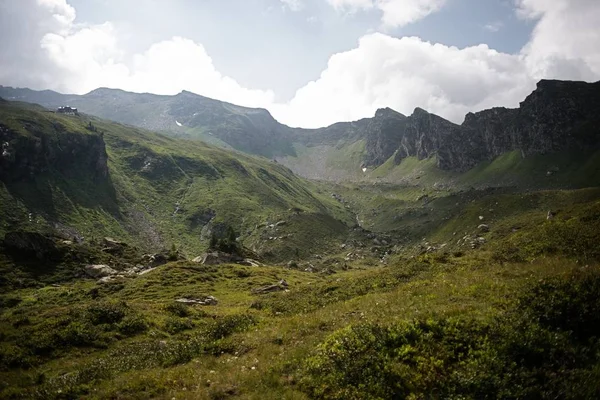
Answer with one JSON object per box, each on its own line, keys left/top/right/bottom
{"left": 1, "top": 0, "right": 600, "bottom": 130}
{"left": 280, "top": 0, "right": 304, "bottom": 11}
{"left": 325, "top": 0, "right": 447, "bottom": 27}
{"left": 483, "top": 21, "right": 504, "bottom": 32}
{"left": 0, "top": 0, "right": 275, "bottom": 108}
{"left": 378, "top": 0, "right": 447, "bottom": 27}
{"left": 270, "top": 34, "right": 533, "bottom": 127}
{"left": 326, "top": 0, "right": 374, "bottom": 12}
{"left": 517, "top": 0, "right": 600, "bottom": 81}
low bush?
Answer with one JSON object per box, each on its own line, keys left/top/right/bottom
{"left": 163, "top": 317, "right": 194, "bottom": 335}
{"left": 493, "top": 203, "right": 600, "bottom": 263}
{"left": 84, "top": 300, "right": 128, "bottom": 325}
{"left": 164, "top": 302, "right": 191, "bottom": 317}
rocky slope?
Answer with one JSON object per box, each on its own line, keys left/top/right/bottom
{"left": 2, "top": 80, "right": 599, "bottom": 177}
{"left": 362, "top": 80, "right": 600, "bottom": 171}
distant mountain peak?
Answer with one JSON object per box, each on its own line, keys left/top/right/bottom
{"left": 374, "top": 107, "right": 405, "bottom": 119}
{"left": 411, "top": 107, "right": 429, "bottom": 115}
{"left": 86, "top": 87, "right": 123, "bottom": 95}
{"left": 176, "top": 89, "right": 203, "bottom": 98}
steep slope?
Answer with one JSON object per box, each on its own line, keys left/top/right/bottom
{"left": 0, "top": 101, "right": 351, "bottom": 260}
{"left": 2, "top": 80, "right": 599, "bottom": 184}
{"left": 277, "top": 79, "right": 600, "bottom": 182}
{"left": 0, "top": 87, "right": 295, "bottom": 159}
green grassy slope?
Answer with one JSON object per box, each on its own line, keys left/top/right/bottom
{"left": 2, "top": 99, "right": 600, "bottom": 400}
{"left": 1, "top": 185, "right": 599, "bottom": 399}
{"left": 0, "top": 101, "right": 352, "bottom": 259}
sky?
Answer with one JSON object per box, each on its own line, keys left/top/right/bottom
{"left": 0, "top": 0, "right": 599, "bottom": 128}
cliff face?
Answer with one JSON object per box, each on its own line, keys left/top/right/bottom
{"left": 0, "top": 122, "right": 108, "bottom": 183}
{"left": 363, "top": 108, "right": 408, "bottom": 166}
{"left": 362, "top": 80, "right": 600, "bottom": 171}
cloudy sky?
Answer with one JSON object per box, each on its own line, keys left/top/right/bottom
{"left": 1, "top": 0, "right": 599, "bottom": 128}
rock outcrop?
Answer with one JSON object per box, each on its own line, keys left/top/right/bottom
{"left": 0, "top": 121, "right": 108, "bottom": 182}
{"left": 362, "top": 80, "right": 600, "bottom": 171}
{"left": 84, "top": 264, "right": 118, "bottom": 279}
{"left": 2, "top": 231, "right": 62, "bottom": 260}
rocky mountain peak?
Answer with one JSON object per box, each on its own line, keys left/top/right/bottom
{"left": 374, "top": 107, "right": 405, "bottom": 119}
{"left": 360, "top": 79, "right": 600, "bottom": 171}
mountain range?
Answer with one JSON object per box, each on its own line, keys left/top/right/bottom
{"left": 2, "top": 79, "right": 599, "bottom": 181}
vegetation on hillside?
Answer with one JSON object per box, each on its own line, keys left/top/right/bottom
{"left": 1, "top": 100, "right": 600, "bottom": 399}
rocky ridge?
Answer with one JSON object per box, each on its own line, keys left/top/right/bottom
{"left": 1, "top": 80, "right": 599, "bottom": 173}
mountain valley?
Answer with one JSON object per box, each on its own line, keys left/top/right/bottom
{"left": 0, "top": 80, "right": 599, "bottom": 399}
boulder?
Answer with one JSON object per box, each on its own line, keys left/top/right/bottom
{"left": 141, "top": 253, "right": 168, "bottom": 267}
{"left": 97, "top": 275, "right": 127, "bottom": 284}
{"left": 138, "top": 267, "right": 157, "bottom": 275}
{"left": 478, "top": 224, "right": 490, "bottom": 232}
{"left": 102, "top": 237, "right": 127, "bottom": 254}
{"left": 252, "top": 279, "right": 289, "bottom": 294}
{"left": 85, "top": 264, "right": 118, "bottom": 278}
{"left": 175, "top": 295, "right": 218, "bottom": 306}
{"left": 238, "top": 259, "right": 262, "bottom": 267}
{"left": 193, "top": 251, "right": 243, "bottom": 265}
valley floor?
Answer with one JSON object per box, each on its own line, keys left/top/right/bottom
{"left": 1, "top": 186, "right": 600, "bottom": 399}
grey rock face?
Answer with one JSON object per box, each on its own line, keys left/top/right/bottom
{"left": 0, "top": 122, "right": 109, "bottom": 182}
{"left": 362, "top": 80, "right": 600, "bottom": 171}
{"left": 1, "top": 80, "right": 598, "bottom": 173}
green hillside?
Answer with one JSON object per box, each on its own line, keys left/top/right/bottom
{"left": 1, "top": 99, "right": 600, "bottom": 399}
{"left": 0, "top": 101, "right": 351, "bottom": 261}
{"left": 1, "top": 174, "right": 599, "bottom": 399}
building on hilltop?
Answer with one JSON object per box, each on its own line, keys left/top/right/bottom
{"left": 57, "top": 106, "right": 78, "bottom": 115}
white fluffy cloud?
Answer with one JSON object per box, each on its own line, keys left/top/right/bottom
{"left": 325, "top": 0, "right": 447, "bottom": 27}
{"left": 326, "top": 0, "right": 374, "bottom": 12}
{"left": 1, "top": 0, "right": 600, "bottom": 129}
{"left": 0, "top": 0, "right": 275, "bottom": 108}
{"left": 275, "top": 0, "right": 600, "bottom": 126}
{"left": 517, "top": 0, "right": 600, "bottom": 81}
{"left": 271, "top": 34, "right": 533, "bottom": 127}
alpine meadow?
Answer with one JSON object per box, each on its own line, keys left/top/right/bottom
{"left": 1, "top": 1, "right": 600, "bottom": 399}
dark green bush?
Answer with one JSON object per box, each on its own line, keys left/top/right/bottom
{"left": 163, "top": 317, "right": 194, "bottom": 335}
{"left": 117, "top": 314, "right": 148, "bottom": 336}
{"left": 164, "top": 302, "right": 191, "bottom": 317}
{"left": 494, "top": 204, "right": 600, "bottom": 263}
{"left": 517, "top": 270, "right": 600, "bottom": 342}
{"left": 84, "top": 300, "right": 128, "bottom": 325}
{"left": 206, "top": 314, "right": 256, "bottom": 340}
{"left": 301, "top": 319, "right": 488, "bottom": 400}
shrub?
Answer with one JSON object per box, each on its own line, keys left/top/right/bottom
{"left": 117, "top": 314, "right": 149, "bottom": 336}
{"left": 163, "top": 317, "right": 194, "bottom": 335}
{"left": 300, "top": 269, "right": 600, "bottom": 400}
{"left": 516, "top": 270, "right": 600, "bottom": 342}
{"left": 84, "top": 300, "right": 128, "bottom": 325}
{"left": 206, "top": 314, "right": 256, "bottom": 340}
{"left": 164, "top": 302, "right": 191, "bottom": 317}
{"left": 301, "top": 319, "right": 488, "bottom": 399}
{"left": 493, "top": 206, "right": 600, "bottom": 263}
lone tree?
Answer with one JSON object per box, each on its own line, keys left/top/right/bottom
{"left": 209, "top": 226, "right": 240, "bottom": 255}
